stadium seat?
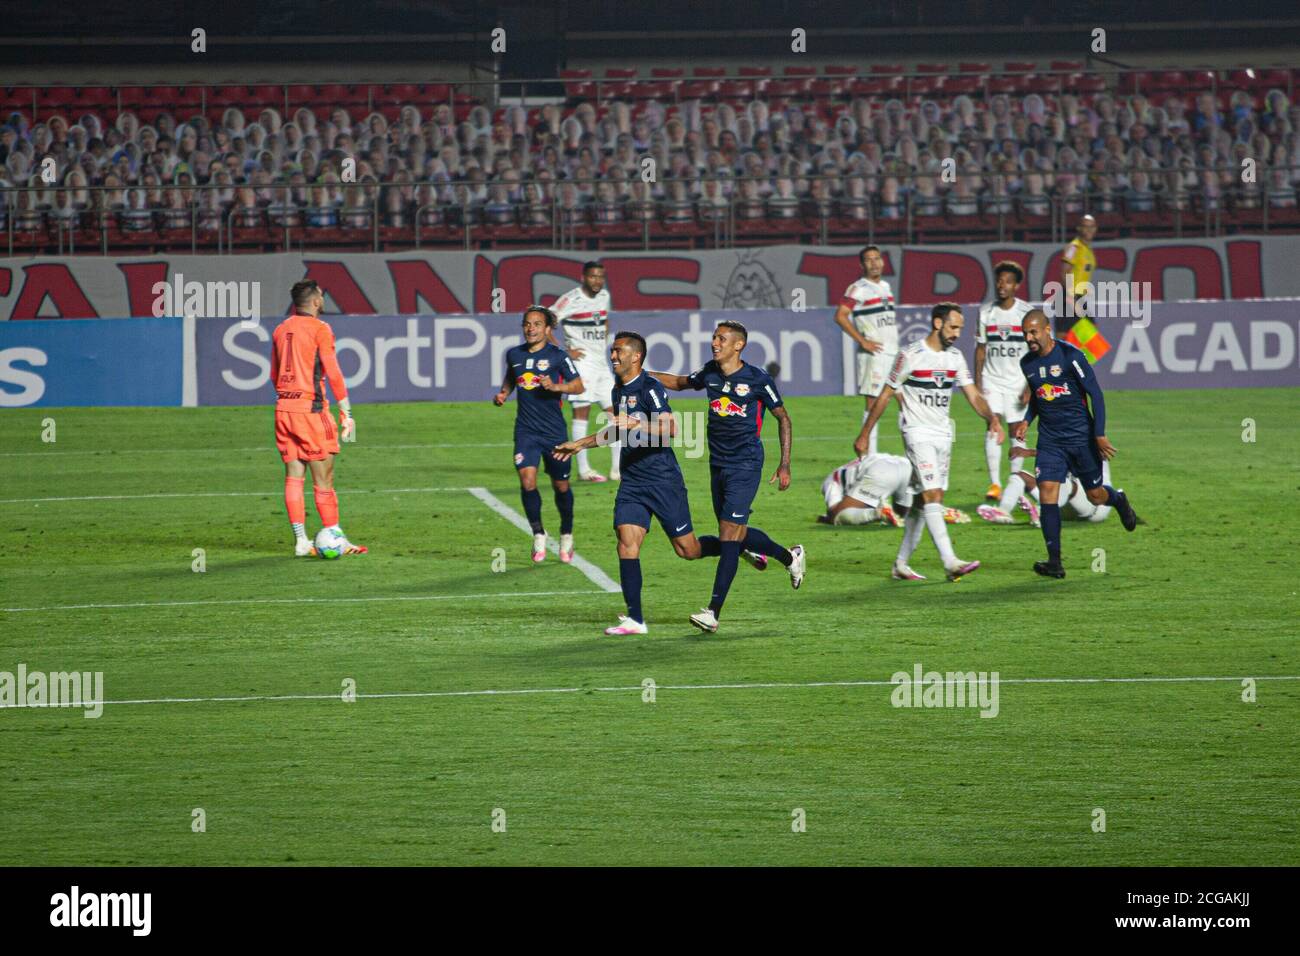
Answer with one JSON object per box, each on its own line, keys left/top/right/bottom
{"left": 916, "top": 63, "right": 948, "bottom": 74}
{"left": 1003, "top": 61, "right": 1037, "bottom": 73}
{"left": 870, "top": 64, "right": 904, "bottom": 75}
{"left": 605, "top": 68, "right": 638, "bottom": 79}
{"left": 824, "top": 65, "right": 857, "bottom": 76}
{"left": 650, "top": 67, "right": 684, "bottom": 78}
{"left": 1051, "top": 60, "right": 1085, "bottom": 71}
{"left": 959, "top": 62, "right": 991, "bottom": 74}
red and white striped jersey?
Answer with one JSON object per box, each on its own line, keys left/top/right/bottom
{"left": 553, "top": 286, "right": 611, "bottom": 367}
{"left": 976, "top": 298, "right": 1033, "bottom": 392}
{"left": 886, "top": 339, "right": 973, "bottom": 438}
{"left": 840, "top": 277, "right": 898, "bottom": 355}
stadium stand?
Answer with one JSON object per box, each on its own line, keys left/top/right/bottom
{"left": 1, "top": 64, "right": 1297, "bottom": 253}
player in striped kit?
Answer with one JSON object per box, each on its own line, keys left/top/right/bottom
{"left": 854, "top": 303, "right": 1002, "bottom": 582}
{"left": 833, "top": 245, "right": 898, "bottom": 456}
{"left": 973, "top": 260, "right": 1037, "bottom": 521}
{"left": 550, "top": 261, "right": 621, "bottom": 482}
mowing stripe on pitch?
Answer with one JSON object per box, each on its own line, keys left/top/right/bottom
{"left": 467, "top": 486, "right": 620, "bottom": 593}
{"left": 2, "top": 675, "right": 1296, "bottom": 712}
{"left": 2, "top": 589, "right": 600, "bottom": 614}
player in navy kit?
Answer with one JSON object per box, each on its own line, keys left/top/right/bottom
{"left": 650, "top": 321, "right": 805, "bottom": 633}
{"left": 556, "top": 331, "right": 747, "bottom": 635}
{"left": 1013, "top": 309, "right": 1139, "bottom": 578}
{"left": 494, "top": 306, "right": 585, "bottom": 564}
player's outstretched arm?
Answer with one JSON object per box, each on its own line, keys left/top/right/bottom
{"left": 854, "top": 385, "right": 894, "bottom": 457}
{"left": 768, "top": 406, "right": 792, "bottom": 490}
{"left": 963, "top": 384, "right": 1004, "bottom": 442}
{"left": 646, "top": 370, "right": 690, "bottom": 391}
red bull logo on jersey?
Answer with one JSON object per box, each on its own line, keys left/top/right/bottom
{"left": 1037, "top": 382, "right": 1072, "bottom": 401}
{"left": 710, "top": 396, "right": 748, "bottom": 417}
{"left": 517, "top": 371, "right": 541, "bottom": 390}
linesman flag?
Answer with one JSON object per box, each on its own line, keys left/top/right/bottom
{"left": 1065, "top": 317, "right": 1111, "bottom": 362}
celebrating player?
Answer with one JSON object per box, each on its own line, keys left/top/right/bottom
{"left": 271, "top": 279, "right": 366, "bottom": 556}
{"left": 818, "top": 453, "right": 913, "bottom": 526}
{"left": 854, "top": 302, "right": 1001, "bottom": 582}
{"left": 494, "top": 306, "right": 585, "bottom": 563}
{"left": 832, "top": 245, "right": 898, "bottom": 456}
{"left": 550, "top": 261, "right": 620, "bottom": 482}
{"left": 974, "top": 259, "right": 1034, "bottom": 514}
{"left": 1013, "top": 309, "right": 1139, "bottom": 578}
{"left": 649, "top": 321, "right": 805, "bottom": 634}
{"left": 555, "top": 331, "right": 747, "bottom": 635}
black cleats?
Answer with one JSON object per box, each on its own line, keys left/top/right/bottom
{"left": 1114, "top": 489, "right": 1138, "bottom": 531}
{"left": 1033, "top": 560, "right": 1066, "bottom": 579}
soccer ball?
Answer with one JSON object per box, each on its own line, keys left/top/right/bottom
{"left": 314, "top": 527, "right": 346, "bottom": 560}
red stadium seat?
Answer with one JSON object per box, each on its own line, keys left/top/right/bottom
{"left": 1003, "top": 61, "right": 1037, "bottom": 73}
{"left": 693, "top": 67, "right": 726, "bottom": 78}
{"left": 739, "top": 66, "right": 772, "bottom": 77}
{"left": 870, "top": 64, "right": 904, "bottom": 75}
{"left": 559, "top": 69, "right": 592, "bottom": 80}
{"left": 825, "top": 65, "right": 858, "bottom": 76}
{"left": 783, "top": 66, "right": 816, "bottom": 77}
{"left": 959, "top": 62, "right": 991, "bottom": 74}
{"left": 916, "top": 63, "right": 948, "bottom": 74}
{"left": 605, "top": 68, "right": 638, "bottom": 79}
{"left": 1050, "top": 60, "right": 1085, "bottom": 71}
{"left": 650, "top": 67, "right": 684, "bottom": 78}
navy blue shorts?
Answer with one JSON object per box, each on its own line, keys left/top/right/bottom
{"left": 710, "top": 464, "right": 762, "bottom": 524}
{"left": 614, "top": 481, "right": 694, "bottom": 538}
{"left": 1035, "top": 442, "right": 1103, "bottom": 488}
{"left": 514, "top": 433, "right": 571, "bottom": 481}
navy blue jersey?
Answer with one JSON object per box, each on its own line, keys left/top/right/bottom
{"left": 686, "top": 360, "right": 784, "bottom": 469}
{"left": 505, "top": 343, "right": 579, "bottom": 440}
{"left": 1021, "top": 340, "right": 1108, "bottom": 446}
{"left": 611, "top": 372, "right": 684, "bottom": 487}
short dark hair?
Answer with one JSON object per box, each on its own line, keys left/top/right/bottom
{"left": 716, "top": 320, "right": 748, "bottom": 342}
{"left": 613, "top": 330, "right": 647, "bottom": 359}
{"left": 523, "top": 304, "right": 557, "bottom": 327}
{"left": 992, "top": 260, "right": 1024, "bottom": 283}
{"left": 582, "top": 260, "right": 604, "bottom": 273}
{"left": 931, "top": 301, "right": 962, "bottom": 323}
{"left": 859, "top": 244, "right": 880, "bottom": 263}
{"left": 290, "top": 279, "right": 320, "bottom": 309}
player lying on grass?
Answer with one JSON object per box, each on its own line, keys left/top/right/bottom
{"left": 820, "top": 455, "right": 973, "bottom": 527}
{"left": 648, "top": 320, "right": 805, "bottom": 634}
{"left": 554, "top": 331, "right": 761, "bottom": 636}
{"left": 494, "top": 306, "right": 585, "bottom": 563}
{"left": 271, "top": 278, "right": 366, "bottom": 556}
{"left": 1013, "top": 309, "right": 1139, "bottom": 579}
{"left": 854, "top": 303, "right": 1001, "bottom": 582}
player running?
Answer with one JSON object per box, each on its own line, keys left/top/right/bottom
{"left": 649, "top": 320, "right": 805, "bottom": 634}
{"left": 494, "top": 306, "right": 585, "bottom": 563}
{"left": 271, "top": 279, "right": 366, "bottom": 557}
{"left": 818, "top": 453, "right": 913, "bottom": 526}
{"left": 832, "top": 245, "right": 898, "bottom": 456}
{"left": 1012, "top": 309, "right": 1139, "bottom": 578}
{"left": 854, "top": 302, "right": 1002, "bottom": 582}
{"left": 550, "top": 261, "right": 620, "bottom": 482}
{"left": 974, "top": 259, "right": 1034, "bottom": 512}
{"left": 555, "top": 331, "right": 749, "bottom": 636}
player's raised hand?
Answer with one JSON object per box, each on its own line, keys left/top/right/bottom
{"left": 493, "top": 390, "right": 509, "bottom": 406}
{"left": 536, "top": 374, "right": 556, "bottom": 391}
{"left": 552, "top": 441, "right": 580, "bottom": 462}
{"left": 1096, "top": 436, "right": 1117, "bottom": 460}
{"left": 769, "top": 463, "right": 791, "bottom": 491}
{"left": 1010, "top": 420, "right": 1028, "bottom": 441}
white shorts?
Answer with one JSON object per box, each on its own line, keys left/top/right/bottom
{"left": 981, "top": 385, "right": 1028, "bottom": 423}
{"left": 568, "top": 364, "right": 615, "bottom": 408}
{"left": 856, "top": 350, "right": 897, "bottom": 397}
{"left": 847, "top": 457, "right": 914, "bottom": 509}
{"left": 903, "top": 433, "right": 952, "bottom": 494}
{"left": 822, "top": 470, "right": 879, "bottom": 525}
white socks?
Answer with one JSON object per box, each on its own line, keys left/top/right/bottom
{"left": 291, "top": 522, "right": 307, "bottom": 542}
{"left": 922, "top": 502, "right": 957, "bottom": 566}
{"left": 896, "top": 507, "right": 925, "bottom": 564}
{"left": 985, "top": 431, "right": 1002, "bottom": 485}
{"left": 998, "top": 465, "right": 1027, "bottom": 513}
{"left": 572, "top": 417, "right": 590, "bottom": 473}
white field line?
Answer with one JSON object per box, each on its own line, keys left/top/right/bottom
{"left": 0, "top": 486, "right": 469, "bottom": 504}
{"left": 2, "top": 589, "right": 600, "bottom": 614}
{"left": 1, "top": 675, "right": 1295, "bottom": 712}
{"left": 467, "top": 486, "right": 620, "bottom": 593}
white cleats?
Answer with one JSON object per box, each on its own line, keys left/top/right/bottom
{"left": 294, "top": 538, "right": 315, "bottom": 557}
{"left": 559, "top": 533, "right": 574, "bottom": 563}
{"left": 787, "top": 544, "right": 806, "bottom": 589}
{"left": 604, "top": 616, "right": 648, "bottom": 636}
{"left": 945, "top": 559, "right": 981, "bottom": 582}
{"left": 977, "top": 504, "right": 1014, "bottom": 524}
{"left": 891, "top": 562, "right": 926, "bottom": 581}
{"left": 532, "top": 533, "right": 547, "bottom": 563}
{"left": 579, "top": 470, "right": 608, "bottom": 482}
{"left": 689, "top": 608, "right": 719, "bottom": 633}
{"left": 1019, "top": 496, "right": 1041, "bottom": 527}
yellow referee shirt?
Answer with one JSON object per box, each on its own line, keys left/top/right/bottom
{"left": 1062, "top": 238, "right": 1095, "bottom": 296}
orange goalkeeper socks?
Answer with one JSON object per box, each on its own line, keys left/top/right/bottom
{"left": 284, "top": 476, "right": 306, "bottom": 524}
{"left": 313, "top": 486, "right": 339, "bottom": 528}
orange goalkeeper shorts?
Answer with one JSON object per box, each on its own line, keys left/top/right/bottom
{"left": 274, "top": 409, "right": 339, "bottom": 463}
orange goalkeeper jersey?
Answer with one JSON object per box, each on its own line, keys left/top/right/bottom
{"left": 271, "top": 313, "right": 348, "bottom": 413}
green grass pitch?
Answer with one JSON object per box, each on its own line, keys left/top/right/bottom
{"left": 1, "top": 389, "right": 1297, "bottom": 866}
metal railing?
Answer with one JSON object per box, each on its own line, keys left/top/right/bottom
{"left": 4, "top": 166, "right": 1297, "bottom": 256}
